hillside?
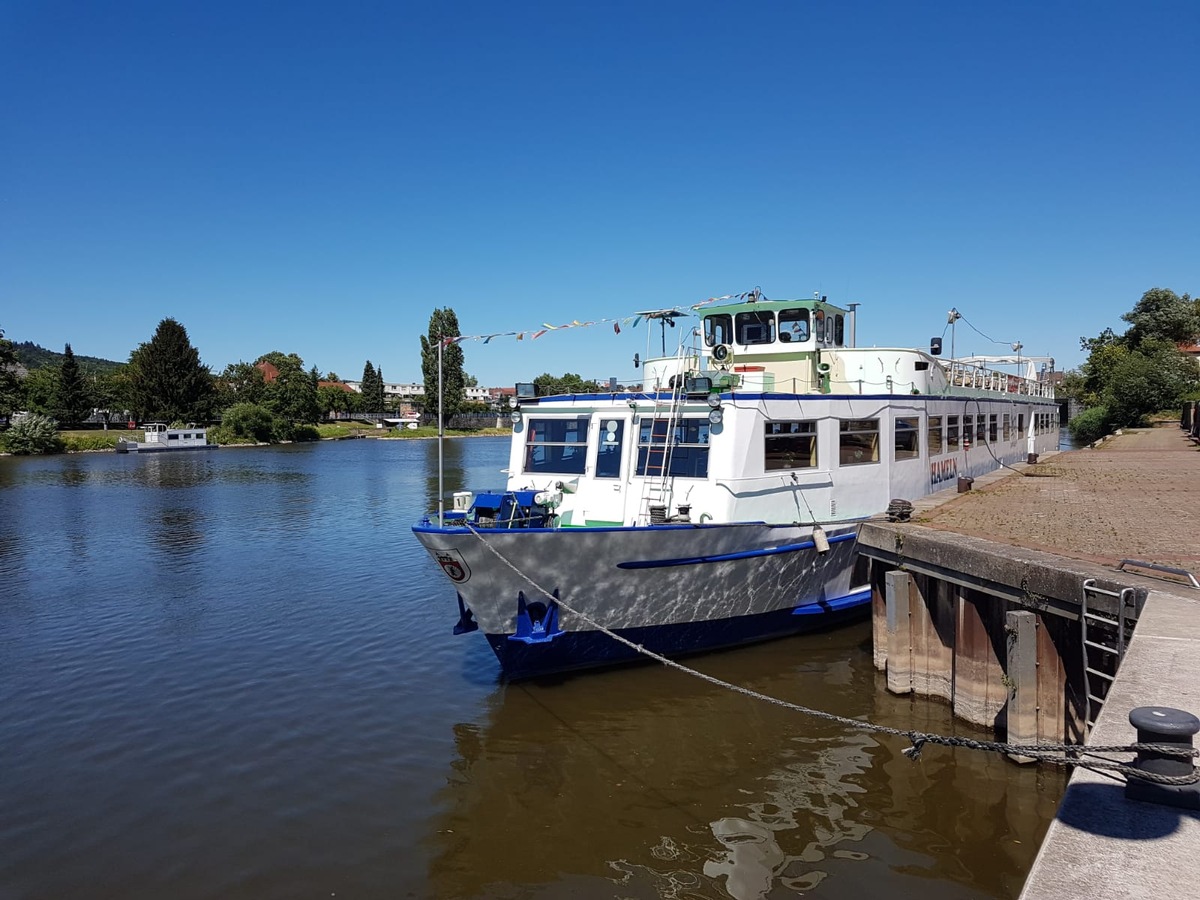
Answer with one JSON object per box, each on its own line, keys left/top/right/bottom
{"left": 14, "top": 342, "right": 126, "bottom": 375}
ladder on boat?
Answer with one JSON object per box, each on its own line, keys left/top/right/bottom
{"left": 1080, "top": 578, "right": 1138, "bottom": 735}
{"left": 638, "top": 354, "right": 688, "bottom": 525}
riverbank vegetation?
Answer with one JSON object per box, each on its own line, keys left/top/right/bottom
{"left": 1, "top": 307, "right": 504, "bottom": 454}
{"left": 1067, "top": 288, "right": 1200, "bottom": 445}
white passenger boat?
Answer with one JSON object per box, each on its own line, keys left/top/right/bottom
{"left": 115, "top": 423, "right": 213, "bottom": 453}
{"left": 413, "top": 293, "right": 1060, "bottom": 679}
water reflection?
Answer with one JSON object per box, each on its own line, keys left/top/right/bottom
{"left": 429, "top": 629, "right": 1063, "bottom": 899}
{"left": 423, "top": 437, "right": 469, "bottom": 513}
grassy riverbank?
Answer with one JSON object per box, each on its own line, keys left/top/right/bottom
{"left": 50, "top": 424, "right": 508, "bottom": 451}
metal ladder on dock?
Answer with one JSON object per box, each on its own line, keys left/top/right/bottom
{"left": 1080, "top": 578, "right": 1138, "bottom": 734}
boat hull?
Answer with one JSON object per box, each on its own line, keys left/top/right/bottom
{"left": 411, "top": 521, "right": 867, "bottom": 679}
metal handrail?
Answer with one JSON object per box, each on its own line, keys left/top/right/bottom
{"left": 1117, "top": 559, "right": 1200, "bottom": 590}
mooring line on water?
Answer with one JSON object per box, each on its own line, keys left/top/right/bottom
{"left": 462, "top": 524, "right": 1197, "bottom": 786}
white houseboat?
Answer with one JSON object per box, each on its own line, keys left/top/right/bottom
{"left": 413, "top": 293, "right": 1059, "bottom": 679}
{"left": 115, "top": 423, "right": 213, "bottom": 453}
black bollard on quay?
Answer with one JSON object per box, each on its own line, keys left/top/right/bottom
{"left": 1125, "top": 706, "right": 1200, "bottom": 810}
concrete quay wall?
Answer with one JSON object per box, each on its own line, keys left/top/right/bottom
{"left": 853, "top": 425, "right": 1200, "bottom": 900}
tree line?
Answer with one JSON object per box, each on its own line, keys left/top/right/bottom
{"left": 0, "top": 307, "right": 484, "bottom": 452}
{"left": 1064, "top": 287, "right": 1200, "bottom": 444}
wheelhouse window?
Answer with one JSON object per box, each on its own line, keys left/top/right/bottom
{"left": 765, "top": 421, "right": 818, "bottom": 470}
{"left": 839, "top": 419, "right": 880, "bottom": 466}
{"left": 636, "top": 418, "right": 710, "bottom": 478}
{"left": 928, "top": 416, "right": 943, "bottom": 456}
{"left": 703, "top": 314, "right": 733, "bottom": 347}
{"left": 948, "top": 415, "right": 960, "bottom": 451}
{"left": 523, "top": 416, "right": 590, "bottom": 475}
{"left": 895, "top": 416, "right": 920, "bottom": 460}
{"left": 735, "top": 311, "right": 775, "bottom": 346}
{"left": 595, "top": 419, "right": 625, "bottom": 478}
{"left": 834, "top": 314, "right": 845, "bottom": 346}
{"left": 778, "top": 308, "right": 810, "bottom": 344}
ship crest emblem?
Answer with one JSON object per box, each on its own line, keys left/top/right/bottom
{"left": 435, "top": 549, "right": 471, "bottom": 583}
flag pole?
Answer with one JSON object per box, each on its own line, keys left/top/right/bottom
{"left": 437, "top": 335, "right": 445, "bottom": 528}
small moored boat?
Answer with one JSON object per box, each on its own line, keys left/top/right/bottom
{"left": 115, "top": 423, "right": 213, "bottom": 453}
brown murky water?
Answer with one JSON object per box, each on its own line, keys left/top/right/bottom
{"left": 1, "top": 439, "right": 1063, "bottom": 899}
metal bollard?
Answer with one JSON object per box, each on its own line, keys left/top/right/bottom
{"left": 956, "top": 475, "right": 974, "bottom": 493}
{"left": 1125, "top": 706, "right": 1200, "bottom": 809}
{"left": 1027, "top": 452, "right": 1039, "bottom": 465}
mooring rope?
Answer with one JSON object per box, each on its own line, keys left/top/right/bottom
{"left": 463, "top": 523, "right": 1197, "bottom": 786}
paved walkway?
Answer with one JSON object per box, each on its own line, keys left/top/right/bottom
{"left": 916, "top": 424, "right": 1200, "bottom": 578}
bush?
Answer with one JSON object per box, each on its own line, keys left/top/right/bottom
{"left": 216, "top": 402, "right": 279, "bottom": 443}
{"left": 62, "top": 432, "right": 120, "bottom": 452}
{"left": 1, "top": 413, "right": 65, "bottom": 454}
{"left": 290, "top": 424, "right": 320, "bottom": 442}
{"left": 1068, "top": 406, "right": 1111, "bottom": 446}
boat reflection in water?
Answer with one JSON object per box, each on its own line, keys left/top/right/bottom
{"left": 427, "top": 627, "right": 1063, "bottom": 899}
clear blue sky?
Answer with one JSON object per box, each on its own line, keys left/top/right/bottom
{"left": 3, "top": 1, "right": 1197, "bottom": 387}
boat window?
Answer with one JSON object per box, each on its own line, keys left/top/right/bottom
{"left": 977, "top": 416, "right": 987, "bottom": 444}
{"left": 834, "top": 314, "right": 845, "bottom": 346}
{"left": 928, "top": 416, "right": 943, "bottom": 456}
{"left": 167, "top": 433, "right": 179, "bottom": 440}
{"left": 988, "top": 415, "right": 998, "bottom": 443}
{"left": 778, "top": 309, "right": 809, "bottom": 344}
{"left": 765, "top": 421, "right": 818, "bottom": 470}
{"left": 1003, "top": 414, "right": 1011, "bottom": 442}
{"left": 962, "top": 415, "right": 973, "bottom": 447}
{"left": 636, "top": 418, "right": 710, "bottom": 478}
{"left": 895, "top": 417, "right": 920, "bottom": 460}
{"left": 824, "top": 314, "right": 835, "bottom": 344}
{"left": 947, "top": 415, "right": 960, "bottom": 451}
{"left": 595, "top": 419, "right": 625, "bottom": 478}
{"left": 1017, "top": 413, "right": 1025, "bottom": 436}
{"left": 523, "top": 416, "right": 590, "bottom": 475}
{"left": 703, "top": 314, "right": 733, "bottom": 347}
{"left": 839, "top": 419, "right": 879, "bottom": 466}
{"left": 735, "top": 311, "right": 775, "bottom": 346}
{"left": 814, "top": 310, "right": 826, "bottom": 345}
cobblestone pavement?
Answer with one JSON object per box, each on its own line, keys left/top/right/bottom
{"left": 917, "top": 424, "right": 1200, "bottom": 577}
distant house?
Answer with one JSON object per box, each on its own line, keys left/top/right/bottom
{"left": 1179, "top": 340, "right": 1200, "bottom": 371}
{"left": 254, "top": 361, "right": 353, "bottom": 392}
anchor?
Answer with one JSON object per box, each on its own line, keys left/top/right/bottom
{"left": 508, "top": 589, "right": 565, "bottom": 644}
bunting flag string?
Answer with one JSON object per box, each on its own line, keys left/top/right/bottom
{"left": 436, "top": 291, "right": 760, "bottom": 347}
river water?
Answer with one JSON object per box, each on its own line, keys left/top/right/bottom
{"left": 1, "top": 438, "right": 1064, "bottom": 899}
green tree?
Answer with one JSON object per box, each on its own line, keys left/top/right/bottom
{"left": 420, "top": 308, "right": 465, "bottom": 428}
{"left": 1102, "top": 339, "right": 1197, "bottom": 427}
{"left": 317, "top": 384, "right": 352, "bottom": 419}
{"left": 258, "top": 352, "right": 318, "bottom": 427}
{"left": 216, "top": 361, "right": 267, "bottom": 410}
{"left": 360, "top": 360, "right": 384, "bottom": 413}
{"left": 1077, "top": 287, "right": 1200, "bottom": 428}
{"left": 0, "top": 327, "right": 23, "bottom": 419}
{"left": 91, "top": 370, "right": 132, "bottom": 428}
{"left": 1121, "top": 288, "right": 1200, "bottom": 351}
{"left": 20, "top": 366, "right": 59, "bottom": 415}
{"left": 127, "top": 318, "right": 215, "bottom": 422}
{"left": 54, "top": 343, "right": 91, "bottom": 427}
{"left": 533, "top": 372, "right": 602, "bottom": 397}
